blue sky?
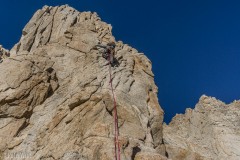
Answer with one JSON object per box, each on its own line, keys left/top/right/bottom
{"left": 0, "top": 0, "right": 240, "bottom": 123}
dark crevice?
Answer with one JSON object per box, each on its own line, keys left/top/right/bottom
{"left": 122, "top": 140, "right": 129, "bottom": 149}
{"left": 46, "top": 85, "right": 54, "bottom": 99}
{"left": 139, "top": 135, "right": 146, "bottom": 143}
{"left": 106, "top": 108, "right": 113, "bottom": 117}
{"left": 16, "top": 42, "right": 21, "bottom": 53}
{"left": 131, "top": 146, "right": 141, "bottom": 160}
{"left": 106, "top": 108, "right": 112, "bottom": 116}
{"left": 149, "top": 86, "right": 153, "bottom": 92}
{"left": 112, "top": 57, "right": 120, "bottom": 67}
{"left": 69, "top": 98, "right": 89, "bottom": 111}
{"left": 47, "top": 7, "right": 59, "bottom": 43}
{"left": 14, "top": 120, "right": 29, "bottom": 137}
{"left": 70, "top": 17, "right": 78, "bottom": 27}
{"left": 128, "top": 79, "right": 135, "bottom": 92}
{"left": 165, "top": 151, "right": 169, "bottom": 158}
{"left": 46, "top": 67, "right": 54, "bottom": 74}
{"left": 45, "top": 67, "right": 59, "bottom": 97}
{"left": 161, "top": 139, "right": 169, "bottom": 158}
{"left": 27, "top": 26, "right": 40, "bottom": 52}
{"left": 114, "top": 79, "right": 120, "bottom": 89}
{"left": 147, "top": 121, "right": 151, "bottom": 128}
{"left": 132, "top": 58, "right": 136, "bottom": 74}
{"left": 103, "top": 100, "right": 113, "bottom": 116}
{"left": 39, "top": 22, "right": 50, "bottom": 34}
{"left": 142, "top": 69, "right": 154, "bottom": 77}
{"left": 21, "top": 109, "right": 33, "bottom": 119}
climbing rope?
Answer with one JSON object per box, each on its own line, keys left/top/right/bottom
{"left": 108, "top": 55, "right": 121, "bottom": 160}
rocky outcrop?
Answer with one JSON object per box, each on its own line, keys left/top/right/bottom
{"left": 163, "top": 95, "right": 240, "bottom": 160}
{"left": 1, "top": 4, "right": 239, "bottom": 160}
{"left": 0, "top": 5, "right": 165, "bottom": 160}
{"left": 0, "top": 45, "right": 10, "bottom": 62}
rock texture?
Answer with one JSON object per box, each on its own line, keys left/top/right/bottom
{"left": 163, "top": 95, "right": 240, "bottom": 160}
{"left": 0, "top": 45, "right": 10, "bottom": 61}
{"left": 0, "top": 5, "right": 165, "bottom": 160}
{"left": 1, "top": 4, "right": 239, "bottom": 160}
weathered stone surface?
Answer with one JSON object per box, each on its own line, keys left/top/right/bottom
{"left": 0, "top": 45, "right": 10, "bottom": 61}
{"left": 3, "top": 4, "right": 239, "bottom": 160}
{"left": 163, "top": 95, "right": 240, "bottom": 160}
{"left": 0, "top": 5, "right": 165, "bottom": 160}
{"left": 134, "top": 152, "right": 167, "bottom": 160}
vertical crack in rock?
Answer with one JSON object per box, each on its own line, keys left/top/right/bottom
{"left": 2, "top": 4, "right": 239, "bottom": 160}
{"left": 1, "top": 4, "right": 164, "bottom": 160}
{"left": 46, "top": 7, "right": 58, "bottom": 45}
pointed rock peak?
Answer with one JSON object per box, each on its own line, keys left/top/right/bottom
{"left": 164, "top": 95, "right": 240, "bottom": 160}
{"left": 12, "top": 5, "right": 115, "bottom": 54}
{"left": 0, "top": 5, "right": 165, "bottom": 160}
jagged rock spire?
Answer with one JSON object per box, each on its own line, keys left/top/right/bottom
{"left": 163, "top": 95, "right": 240, "bottom": 160}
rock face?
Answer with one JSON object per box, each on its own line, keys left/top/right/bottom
{"left": 0, "top": 45, "right": 10, "bottom": 61}
{"left": 163, "top": 95, "right": 240, "bottom": 160}
{"left": 0, "top": 5, "right": 165, "bottom": 160}
{"left": 1, "top": 4, "right": 239, "bottom": 160}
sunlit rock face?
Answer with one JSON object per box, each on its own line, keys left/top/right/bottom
{"left": 163, "top": 95, "right": 240, "bottom": 160}
{"left": 0, "top": 5, "right": 165, "bottom": 160}
{"left": 1, "top": 4, "right": 239, "bottom": 160}
{"left": 0, "top": 45, "right": 10, "bottom": 61}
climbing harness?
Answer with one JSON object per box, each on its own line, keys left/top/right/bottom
{"left": 107, "top": 52, "right": 121, "bottom": 160}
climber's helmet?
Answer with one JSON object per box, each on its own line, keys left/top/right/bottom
{"left": 107, "top": 42, "right": 116, "bottom": 49}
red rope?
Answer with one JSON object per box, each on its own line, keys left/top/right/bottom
{"left": 108, "top": 53, "right": 121, "bottom": 160}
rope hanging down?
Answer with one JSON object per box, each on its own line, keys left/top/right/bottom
{"left": 108, "top": 55, "right": 121, "bottom": 160}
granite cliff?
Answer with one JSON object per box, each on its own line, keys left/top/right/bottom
{"left": 0, "top": 5, "right": 239, "bottom": 160}
{"left": 0, "top": 5, "right": 165, "bottom": 160}
{"left": 163, "top": 95, "right": 240, "bottom": 160}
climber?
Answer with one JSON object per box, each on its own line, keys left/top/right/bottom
{"left": 95, "top": 42, "right": 116, "bottom": 66}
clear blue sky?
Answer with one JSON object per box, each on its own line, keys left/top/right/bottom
{"left": 1, "top": 0, "right": 240, "bottom": 123}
